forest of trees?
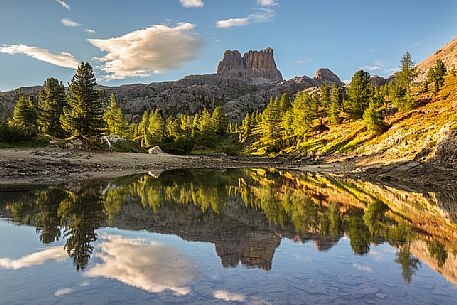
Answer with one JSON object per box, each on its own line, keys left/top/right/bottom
{"left": 0, "top": 53, "right": 450, "bottom": 155}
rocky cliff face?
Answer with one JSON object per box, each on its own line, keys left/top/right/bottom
{"left": 217, "top": 48, "right": 283, "bottom": 84}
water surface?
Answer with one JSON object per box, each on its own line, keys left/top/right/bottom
{"left": 0, "top": 169, "right": 456, "bottom": 304}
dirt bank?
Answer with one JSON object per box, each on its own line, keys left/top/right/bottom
{"left": 0, "top": 147, "right": 287, "bottom": 184}
{"left": 1, "top": 147, "right": 456, "bottom": 192}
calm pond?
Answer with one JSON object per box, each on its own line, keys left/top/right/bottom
{"left": 0, "top": 169, "right": 456, "bottom": 305}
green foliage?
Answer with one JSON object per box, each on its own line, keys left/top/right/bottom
{"left": 211, "top": 106, "right": 229, "bottom": 136}
{"left": 0, "top": 120, "right": 38, "bottom": 143}
{"left": 199, "top": 108, "right": 215, "bottom": 137}
{"left": 261, "top": 97, "right": 282, "bottom": 140}
{"left": 427, "top": 59, "right": 447, "bottom": 93}
{"left": 148, "top": 109, "right": 166, "bottom": 145}
{"left": 38, "top": 77, "right": 67, "bottom": 137}
{"left": 278, "top": 92, "right": 291, "bottom": 114}
{"left": 397, "top": 51, "right": 417, "bottom": 96}
{"left": 103, "top": 94, "right": 130, "bottom": 138}
{"left": 363, "top": 102, "right": 387, "bottom": 134}
{"left": 292, "top": 92, "right": 315, "bottom": 137}
{"left": 60, "top": 62, "right": 104, "bottom": 137}
{"left": 10, "top": 96, "right": 38, "bottom": 135}
{"left": 347, "top": 70, "right": 373, "bottom": 119}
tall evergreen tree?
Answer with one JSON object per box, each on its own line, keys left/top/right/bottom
{"left": 292, "top": 92, "right": 315, "bottom": 137}
{"left": 38, "top": 77, "right": 67, "bottom": 137}
{"left": 397, "top": 51, "right": 417, "bottom": 96}
{"left": 363, "top": 102, "right": 387, "bottom": 134}
{"left": 199, "top": 108, "right": 214, "bottom": 137}
{"left": 60, "top": 62, "right": 104, "bottom": 137}
{"left": 427, "top": 59, "right": 447, "bottom": 93}
{"left": 103, "top": 94, "right": 129, "bottom": 137}
{"left": 347, "top": 70, "right": 373, "bottom": 119}
{"left": 137, "top": 111, "right": 151, "bottom": 147}
{"left": 148, "top": 109, "right": 166, "bottom": 144}
{"left": 211, "top": 106, "right": 229, "bottom": 136}
{"left": 261, "top": 97, "right": 281, "bottom": 140}
{"left": 10, "top": 96, "right": 38, "bottom": 133}
{"left": 278, "top": 92, "right": 291, "bottom": 114}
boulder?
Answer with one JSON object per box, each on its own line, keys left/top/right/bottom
{"left": 148, "top": 146, "right": 163, "bottom": 155}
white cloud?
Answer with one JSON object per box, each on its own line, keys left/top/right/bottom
{"left": 85, "top": 28, "right": 96, "bottom": 34}
{"left": 0, "top": 247, "right": 67, "bottom": 270}
{"left": 0, "top": 44, "right": 79, "bottom": 69}
{"left": 249, "top": 8, "right": 275, "bottom": 23}
{"left": 88, "top": 23, "right": 203, "bottom": 80}
{"left": 213, "top": 290, "right": 246, "bottom": 302}
{"left": 85, "top": 235, "right": 196, "bottom": 295}
{"left": 361, "top": 60, "right": 398, "bottom": 76}
{"left": 257, "top": 0, "right": 278, "bottom": 7}
{"left": 54, "top": 288, "right": 74, "bottom": 297}
{"left": 61, "top": 18, "right": 81, "bottom": 27}
{"left": 179, "top": 0, "right": 204, "bottom": 8}
{"left": 353, "top": 263, "right": 373, "bottom": 273}
{"left": 55, "top": 0, "right": 70, "bottom": 10}
{"left": 217, "top": 8, "right": 275, "bottom": 29}
{"left": 216, "top": 18, "right": 250, "bottom": 29}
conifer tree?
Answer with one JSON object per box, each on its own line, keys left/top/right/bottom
{"left": 10, "top": 96, "right": 38, "bottom": 134}
{"left": 279, "top": 92, "right": 291, "bottom": 114}
{"left": 240, "top": 113, "right": 252, "bottom": 142}
{"left": 166, "top": 117, "right": 180, "bottom": 139}
{"left": 103, "top": 94, "right": 129, "bottom": 137}
{"left": 261, "top": 97, "right": 281, "bottom": 140}
{"left": 292, "top": 92, "right": 315, "bottom": 137}
{"left": 427, "top": 59, "right": 447, "bottom": 93}
{"left": 397, "top": 52, "right": 417, "bottom": 96}
{"left": 363, "top": 102, "right": 387, "bottom": 134}
{"left": 347, "top": 70, "right": 373, "bottom": 119}
{"left": 211, "top": 106, "right": 229, "bottom": 136}
{"left": 199, "top": 108, "right": 214, "bottom": 137}
{"left": 137, "top": 111, "right": 151, "bottom": 147}
{"left": 148, "top": 109, "right": 166, "bottom": 144}
{"left": 60, "top": 62, "right": 104, "bottom": 137}
{"left": 38, "top": 77, "right": 66, "bottom": 137}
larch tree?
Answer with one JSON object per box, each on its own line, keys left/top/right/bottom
{"left": 211, "top": 106, "right": 229, "bottom": 136}
{"left": 10, "top": 96, "right": 38, "bottom": 134}
{"left": 103, "top": 94, "right": 129, "bottom": 137}
{"left": 60, "top": 62, "right": 104, "bottom": 137}
{"left": 38, "top": 77, "right": 67, "bottom": 137}
{"left": 347, "top": 70, "right": 373, "bottom": 119}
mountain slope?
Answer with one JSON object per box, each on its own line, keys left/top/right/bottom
{"left": 416, "top": 37, "right": 457, "bottom": 81}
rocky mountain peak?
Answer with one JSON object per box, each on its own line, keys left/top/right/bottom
{"left": 217, "top": 47, "right": 283, "bottom": 83}
{"left": 312, "top": 68, "right": 344, "bottom": 86}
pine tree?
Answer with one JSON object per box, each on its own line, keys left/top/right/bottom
{"left": 10, "top": 96, "right": 38, "bottom": 134}
{"left": 199, "top": 108, "right": 214, "bottom": 137}
{"left": 211, "top": 106, "right": 229, "bottom": 136}
{"left": 363, "top": 102, "right": 387, "bottom": 134}
{"left": 60, "top": 62, "right": 104, "bottom": 137}
{"left": 347, "top": 70, "right": 373, "bottom": 119}
{"left": 320, "top": 82, "right": 331, "bottom": 108}
{"left": 166, "top": 117, "right": 181, "bottom": 139}
{"left": 103, "top": 94, "right": 129, "bottom": 137}
{"left": 292, "top": 92, "right": 315, "bottom": 137}
{"left": 397, "top": 52, "right": 417, "bottom": 96}
{"left": 427, "top": 59, "right": 447, "bottom": 93}
{"left": 240, "top": 113, "right": 252, "bottom": 142}
{"left": 137, "top": 111, "right": 151, "bottom": 147}
{"left": 279, "top": 92, "right": 291, "bottom": 114}
{"left": 261, "top": 97, "right": 281, "bottom": 140}
{"left": 148, "top": 109, "right": 166, "bottom": 144}
{"left": 38, "top": 77, "right": 67, "bottom": 137}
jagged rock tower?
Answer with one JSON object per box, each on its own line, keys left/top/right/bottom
{"left": 217, "top": 47, "right": 283, "bottom": 84}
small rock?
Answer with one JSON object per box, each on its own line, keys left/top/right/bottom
{"left": 148, "top": 146, "right": 163, "bottom": 154}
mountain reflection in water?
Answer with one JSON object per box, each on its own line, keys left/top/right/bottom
{"left": 0, "top": 168, "right": 456, "bottom": 286}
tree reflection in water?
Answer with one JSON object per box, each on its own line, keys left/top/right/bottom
{"left": 0, "top": 168, "right": 455, "bottom": 283}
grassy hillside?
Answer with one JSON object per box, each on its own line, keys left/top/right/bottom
{"left": 248, "top": 74, "right": 457, "bottom": 166}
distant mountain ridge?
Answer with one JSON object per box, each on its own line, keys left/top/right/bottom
{"left": 416, "top": 37, "right": 457, "bottom": 82}
{"left": 0, "top": 47, "right": 344, "bottom": 121}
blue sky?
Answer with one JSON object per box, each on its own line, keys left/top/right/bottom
{"left": 0, "top": 0, "right": 456, "bottom": 91}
